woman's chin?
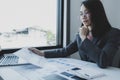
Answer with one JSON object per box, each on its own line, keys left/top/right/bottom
{"left": 83, "top": 24, "right": 90, "bottom": 27}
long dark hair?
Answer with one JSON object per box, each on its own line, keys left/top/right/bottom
{"left": 81, "top": 0, "right": 112, "bottom": 37}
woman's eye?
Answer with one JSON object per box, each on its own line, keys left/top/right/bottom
{"left": 80, "top": 12, "right": 83, "bottom": 16}
{"left": 80, "top": 11, "right": 90, "bottom": 16}
{"left": 85, "top": 11, "right": 90, "bottom": 14}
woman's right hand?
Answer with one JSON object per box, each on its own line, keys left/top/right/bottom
{"left": 0, "top": 46, "right": 1, "bottom": 52}
{"left": 79, "top": 26, "right": 89, "bottom": 41}
{"left": 28, "top": 47, "right": 45, "bottom": 56}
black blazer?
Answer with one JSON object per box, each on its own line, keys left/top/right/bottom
{"left": 44, "top": 27, "right": 120, "bottom": 68}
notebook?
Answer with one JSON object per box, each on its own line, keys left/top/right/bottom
{"left": 0, "top": 53, "right": 30, "bottom": 67}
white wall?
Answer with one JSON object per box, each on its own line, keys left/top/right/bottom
{"left": 70, "top": 0, "right": 120, "bottom": 59}
{"left": 101, "top": 0, "right": 120, "bottom": 29}
{"left": 70, "top": 0, "right": 82, "bottom": 59}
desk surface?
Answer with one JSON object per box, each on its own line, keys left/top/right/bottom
{"left": 0, "top": 48, "right": 120, "bottom": 80}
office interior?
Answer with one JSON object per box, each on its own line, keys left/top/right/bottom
{"left": 0, "top": 0, "right": 120, "bottom": 63}
{"left": 0, "top": 0, "right": 120, "bottom": 65}
{"left": 0, "top": 0, "right": 120, "bottom": 80}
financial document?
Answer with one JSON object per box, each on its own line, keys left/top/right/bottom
{"left": 0, "top": 48, "right": 112, "bottom": 80}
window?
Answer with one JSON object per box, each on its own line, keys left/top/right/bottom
{"left": 0, "top": 0, "right": 64, "bottom": 53}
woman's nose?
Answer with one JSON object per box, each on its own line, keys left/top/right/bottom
{"left": 82, "top": 13, "right": 87, "bottom": 18}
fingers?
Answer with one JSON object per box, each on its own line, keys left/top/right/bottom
{"left": 80, "top": 26, "right": 89, "bottom": 36}
{"left": 79, "top": 25, "right": 90, "bottom": 41}
{"left": 0, "top": 46, "right": 1, "bottom": 51}
{"left": 82, "top": 25, "right": 92, "bottom": 31}
{"left": 28, "top": 47, "right": 44, "bottom": 56}
{"left": 83, "top": 25, "right": 88, "bottom": 28}
{"left": 88, "top": 26, "right": 92, "bottom": 31}
{"left": 28, "top": 47, "right": 35, "bottom": 52}
{"left": 28, "top": 47, "right": 39, "bottom": 54}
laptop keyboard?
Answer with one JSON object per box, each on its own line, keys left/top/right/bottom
{"left": 0, "top": 76, "right": 4, "bottom": 80}
{"left": 0, "top": 55, "right": 19, "bottom": 66}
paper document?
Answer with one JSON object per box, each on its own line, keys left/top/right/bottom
{"left": 0, "top": 68, "right": 27, "bottom": 80}
{"left": 68, "top": 67, "right": 106, "bottom": 79}
{"left": 13, "top": 48, "right": 47, "bottom": 67}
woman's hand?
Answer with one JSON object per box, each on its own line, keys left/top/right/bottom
{"left": 79, "top": 26, "right": 89, "bottom": 41}
{"left": 0, "top": 46, "right": 1, "bottom": 52}
{"left": 28, "top": 47, "right": 45, "bottom": 56}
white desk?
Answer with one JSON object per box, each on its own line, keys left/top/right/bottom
{"left": 0, "top": 48, "right": 120, "bottom": 80}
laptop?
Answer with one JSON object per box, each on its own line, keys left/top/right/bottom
{"left": 0, "top": 76, "right": 4, "bottom": 80}
{"left": 0, "top": 53, "right": 30, "bottom": 67}
{"left": 0, "top": 53, "right": 42, "bottom": 80}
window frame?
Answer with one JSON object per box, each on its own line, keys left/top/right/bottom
{"left": 1, "top": 0, "right": 64, "bottom": 54}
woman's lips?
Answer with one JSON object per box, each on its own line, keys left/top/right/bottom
{"left": 83, "top": 20, "right": 88, "bottom": 22}
{"left": 83, "top": 21, "right": 88, "bottom": 24}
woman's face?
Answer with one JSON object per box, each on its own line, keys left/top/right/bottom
{"left": 80, "top": 4, "right": 91, "bottom": 27}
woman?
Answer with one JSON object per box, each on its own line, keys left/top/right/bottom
{"left": 29, "top": 0, "right": 120, "bottom": 68}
